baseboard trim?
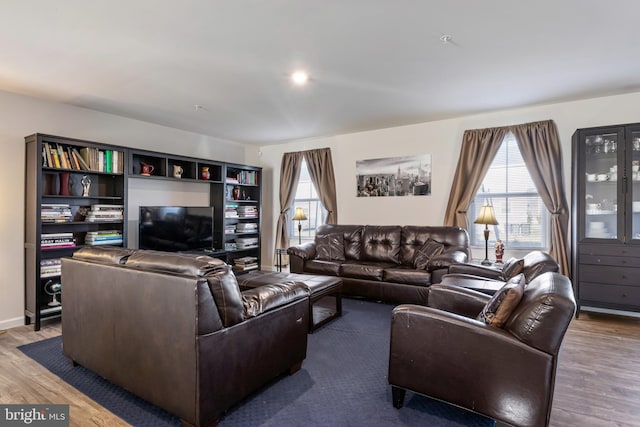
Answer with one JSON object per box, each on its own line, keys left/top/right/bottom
{"left": 0, "top": 316, "right": 25, "bottom": 330}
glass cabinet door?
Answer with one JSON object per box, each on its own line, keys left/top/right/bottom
{"left": 582, "top": 130, "right": 622, "bottom": 241}
{"left": 628, "top": 127, "right": 640, "bottom": 241}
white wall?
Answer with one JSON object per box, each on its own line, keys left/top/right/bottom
{"left": 254, "top": 91, "right": 640, "bottom": 268}
{"left": 0, "top": 89, "right": 245, "bottom": 329}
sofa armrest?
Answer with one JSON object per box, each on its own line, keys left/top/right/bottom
{"left": 427, "top": 249, "right": 468, "bottom": 271}
{"left": 427, "top": 283, "right": 490, "bottom": 318}
{"left": 288, "top": 242, "right": 317, "bottom": 273}
{"left": 447, "top": 262, "right": 503, "bottom": 279}
{"left": 287, "top": 242, "right": 317, "bottom": 260}
{"left": 242, "top": 282, "right": 310, "bottom": 318}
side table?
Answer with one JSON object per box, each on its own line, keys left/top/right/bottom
{"left": 275, "top": 248, "right": 288, "bottom": 272}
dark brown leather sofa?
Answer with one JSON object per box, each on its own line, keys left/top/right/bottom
{"left": 62, "top": 247, "right": 310, "bottom": 427}
{"left": 388, "top": 271, "right": 576, "bottom": 427}
{"left": 288, "top": 224, "right": 470, "bottom": 304}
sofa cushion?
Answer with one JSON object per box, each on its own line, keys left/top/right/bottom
{"left": 477, "top": 273, "right": 526, "bottom": 328}
{"left": 383, "top": 266, "right": 431, "bottom": 286}
{"left": 125, "top": 250, "right": 244, "bottom": 327}
{"left": 340, "top": 261, "right": 395, "bottom": 281}
{"left": 362, "top": 225, "right": 401, "bottom": 263}
{"left": 501, "top": 257, "right": 525, "bottom": 281}
{"left": 413, "top": 239, "right": 445, "bottom": 270}
{"left": 316, "top": 224, "right": 363, "bottom": 260}
{"left": 303, "top": 259, "right": 341, "bottom": 276}
{"left": 315, "top": 233, "right": 346, "bottom": 261}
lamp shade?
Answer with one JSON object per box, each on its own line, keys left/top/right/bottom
{"left": 292, "top": 207, "right": 307, "bottom": 221}
{"left": 474, "top": 205, "right": 498, "bottom": 225}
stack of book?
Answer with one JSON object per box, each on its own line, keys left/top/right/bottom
{"left": 85, "top": 230, "right": 123, "bottom": 246}
{"left": 225, "top": 204, "right": 239, "bottom": 218}
{"left": 236, "top": 236, "right": 259, "bottom": 249}
{"left": 41, "top": 232, "right": 76, "bottom": 250}
{"left": 41, "top": 204, "right": 72, "bottom": 223}
{"left": 84, "top": 204, "right": 124, "bottom": 222}
{"left": 237, "top": 206, "right": 258, "bottom": 218}
{"left": 236, "top": 222, "right": 258, "bottom": 233}
{"left": 225, "top": 242, "right": 238, "bottom": 251}
{"left": 233, "top": 256, "right": 259, "bottom": 271}
{"left": 40, "top": 259, "right": 62, "bottom": 277}
{"left": 224, "top": 224, "right": 236, "bottom": 234}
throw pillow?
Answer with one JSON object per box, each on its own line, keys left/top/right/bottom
{"left": 501, "top": 257, "right": 525, "bottom": 281}
{"left": 315, "top": 233, "right": 346, "bottom": 261}
{"left": 413, "top": 239, "right": 445, "bottom": 270}
{"left": 477, "top": 273, "right": 526, "bottom": 328}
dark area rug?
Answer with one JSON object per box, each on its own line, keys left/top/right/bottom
{"left": 19, "top": 299, "right": 494, "bottom": 427}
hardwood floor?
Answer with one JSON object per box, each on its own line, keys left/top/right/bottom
{"left": 1, "top": 310, "right": 640, "bottom": 426}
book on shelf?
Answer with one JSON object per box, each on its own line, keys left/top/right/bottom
{"left": 41, "top": 242, "right": 76, "bottom": 250}
{"left": 40, "top": 258, "right": 62, "bottom": 277}
{"left": 84, "top": 205, "right": 124, "bottom": 222}
{"left": 232, "top": 256, "right": 259, "bottom": 270}
{"left": 85, "top": 230, "right": 123, "bottom": 245}
{"left": 41, "top": 203, "right": 72, "bottom": 222}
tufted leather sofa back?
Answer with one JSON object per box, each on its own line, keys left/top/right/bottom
{"left": 316, "top": 224, "right": 364, "bottom": 260}
{"left": 361, "top": 225, "right": 402, "bottom": 263}
{"left": 400, "top": 226, "right": 470, "bottom": 266}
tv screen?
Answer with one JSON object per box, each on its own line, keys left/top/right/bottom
{"left": 139, "top": 206, "right": 214, "bottom": 252}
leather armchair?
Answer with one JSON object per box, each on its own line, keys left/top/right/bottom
{"left": 444, "top": 250, "right": 560, "bottom": 286}
{"left": 388, "top": 272, "right": 576, "bottom": 427}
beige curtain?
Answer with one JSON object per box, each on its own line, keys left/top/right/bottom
{"left": 443, "top": 127, "right": 507, "bottom": 227}
{"left": 274, "top": 152, "right": 303, "bottom": 258}
{"left": 512, "top": 120, "right": 570, "bottom": 275}
{"left": 303, "top": 148, "right": 338, "bottom": 224}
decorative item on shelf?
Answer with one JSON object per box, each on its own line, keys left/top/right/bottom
{"left": 58, "top": 172, "right": 70, "bottom": 196}
{"left": 44, "top": 280, "right": 62, "bottom": 307}
{"left": 292, "top": 207, "right": 307, "bottom": 245}
{"left": 233, "top": 186, "right": 240, "bottom": 200}
{"left": 474, "top": 204, "right": 499, "bottom": 265}
{"left": 140, "top": 162, "right": 155, "bottom": 176}
{"left": 69, "top": 174, "right": 83, "bottom": 196}
{"left": 173, "top": 165, "right": 183, "bottom": 178}
{"left": 201, "top": 167, "right": 210, "bottom": 180}
{"left": 81, "top": 175, "right": 91, "bottom": 197}
{"left": 494, "top": 239, "right": 504, "bottom": 264}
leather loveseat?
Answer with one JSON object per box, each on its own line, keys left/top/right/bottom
{"left": 288, "top": 224, "right": 470, "bottom": 304}
{"left": 62, "top": 247, "right": 310, "bottom": 427}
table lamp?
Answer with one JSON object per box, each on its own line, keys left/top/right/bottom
{"left": 474, "top": 205, "right": 499, "bottom": 265}
{"left": 292, "top": 207, "right": 307, "bottom": 245}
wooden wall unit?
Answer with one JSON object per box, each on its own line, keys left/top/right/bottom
{"left": 25, "top": 134, "right": 262, "bottom": 330}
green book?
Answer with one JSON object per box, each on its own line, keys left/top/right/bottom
{"left": 105, "top": 150, "right": 113, "bottom": 173}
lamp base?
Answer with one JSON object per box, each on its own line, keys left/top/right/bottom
{"left": 480, "top": 259, "right": 492, "bottom": 266}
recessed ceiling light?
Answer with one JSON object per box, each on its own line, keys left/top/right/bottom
{"left": 290, "top": 71, "right": 309, "bottom": 86}
{"left": 439, "top": 34, "right": 453, "bottom": 44}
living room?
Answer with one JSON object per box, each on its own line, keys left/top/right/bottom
{"left": 2, "top": 2, "right": 640, "bottom": 426}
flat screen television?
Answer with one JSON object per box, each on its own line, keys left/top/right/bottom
{"left": 139, "top": 206, "right": 214, "bottom": 252}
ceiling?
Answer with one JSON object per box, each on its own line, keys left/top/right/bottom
{"left": 2, "top": 1, "right": 640, "bottom": 145}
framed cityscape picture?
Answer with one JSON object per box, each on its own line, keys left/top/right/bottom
{"left": 356, "top": 154, "right": 432, "bottom": 197}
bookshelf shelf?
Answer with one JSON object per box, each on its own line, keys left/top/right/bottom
{"left": 25, "top": 133, "right": 128, "bottom": 330}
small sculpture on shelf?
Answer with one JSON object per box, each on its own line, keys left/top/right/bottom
{"left": 233, "top": 186, "right": 240, "bottom": 200}
{"left": 494, "top": 239, "right": 505, "bottom": 264}
{"left": 173, "top": 165, "right": 183, "bottom": 178}
{"left": 81, "top": 175, "right": 91, "bottom": 197}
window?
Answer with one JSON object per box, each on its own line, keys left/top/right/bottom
{"left": 470, "top": 133, "right": 549, "bottom": 249}
{"left": 291, "top": 159, "right": 327, "bottom": 243}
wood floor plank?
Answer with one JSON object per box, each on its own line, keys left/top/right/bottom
{"left": 1, "top": 309, "right": 640, "bottom": 426}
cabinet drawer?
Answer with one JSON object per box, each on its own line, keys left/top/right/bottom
{"left": 580, "top": 282, "right": 640, "bottom": 306}
{"left": 578, "top": 264, "right": 640, "bottom": 286}
{"left": 579, "top": 244, "right": 640, "bottom": 257}
{"left": 579, "top": 254, "right": 640, "bottom": 267}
